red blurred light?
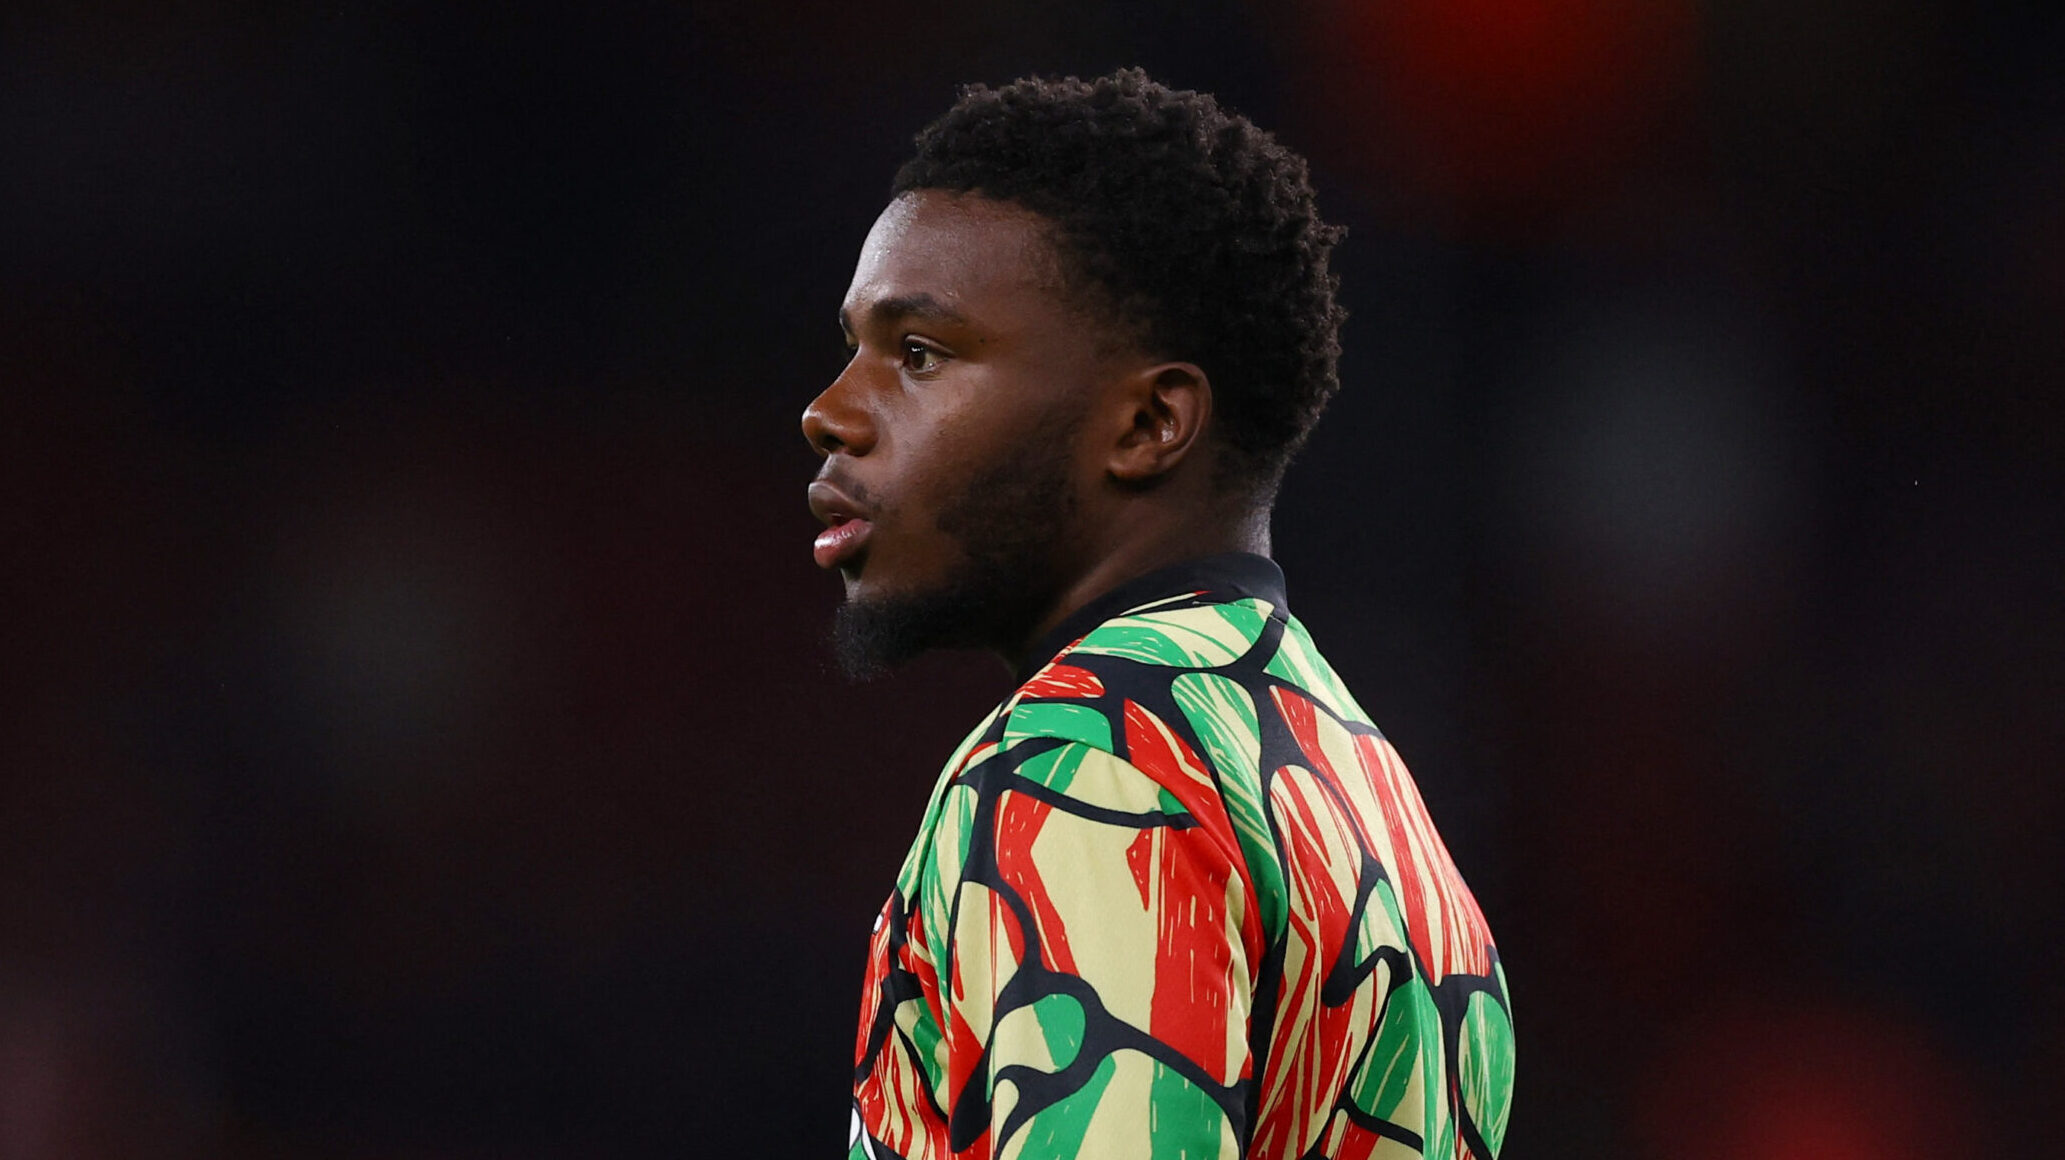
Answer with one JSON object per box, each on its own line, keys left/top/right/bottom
{"left": 1641, "top": 1002, "right": 1973, "bottom": 1160}
{"left": 1297, "top": 0, "right": 1696, "bottom": 226}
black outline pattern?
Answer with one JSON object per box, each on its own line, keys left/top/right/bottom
{"left": 852, "top": 558, "right": 1512, "bottom": 1158}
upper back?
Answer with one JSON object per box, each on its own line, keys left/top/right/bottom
{"left": 1023, "top": 586, "right": 1516, "bottom": 1157}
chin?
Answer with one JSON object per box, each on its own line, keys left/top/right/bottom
{"left": 831, "top": 566, "right": 1008, "bottom": 680}
{"left": 838, "top": 562, "right": 912, "bottom": 608}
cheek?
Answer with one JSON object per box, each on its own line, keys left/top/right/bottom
{"left": 861, "top": 433, "right": 962, "bottom": 565}
{"left": 881, "top": 394, "right": 997, "bottom": 506}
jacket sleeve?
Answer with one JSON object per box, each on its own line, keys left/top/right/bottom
{"left": 924, "top": 738, "right": 1255, "bottom": 1159}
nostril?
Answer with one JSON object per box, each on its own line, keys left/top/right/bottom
{"left": 802, "top": 388, "right": 870, "bottom": 458}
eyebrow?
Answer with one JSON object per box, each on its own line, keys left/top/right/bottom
{"left": 838, "top": 293, "right": 972, "bottom": 337}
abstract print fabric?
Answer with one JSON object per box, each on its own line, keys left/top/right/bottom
{"left": 849, "top": 555, "right": 1513, "bottom": 1160}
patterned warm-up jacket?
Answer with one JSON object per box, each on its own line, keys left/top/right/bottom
{"left": 850, "top": 553, "right": 1514, "bottom": 1159}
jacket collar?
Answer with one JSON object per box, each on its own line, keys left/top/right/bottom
{"left": 1015, "top": 552, "right": 1288, "bottom": 683}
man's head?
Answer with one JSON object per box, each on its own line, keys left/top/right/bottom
{"left": 803, "top": 69, "right": 1344, "bottom": 678}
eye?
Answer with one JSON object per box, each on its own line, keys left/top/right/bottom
{"left": 901, "top": 340, "right": 945, "bottom": 374}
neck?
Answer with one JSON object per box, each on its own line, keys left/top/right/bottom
{"left": 1000, "top": 501, "right": 1272, "bottom": 673}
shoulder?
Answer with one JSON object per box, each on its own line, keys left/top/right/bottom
{"left": 1007, "top": 592, "right": 1379, "bottom": 767}
{"left": 969, "top": 592, "right": 1296, "bottom": 827}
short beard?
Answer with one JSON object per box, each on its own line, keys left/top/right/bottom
{"left": 831, "top": 411, "right": 1081, "bottom": 681}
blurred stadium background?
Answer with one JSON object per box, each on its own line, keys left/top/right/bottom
{"left": 3, "top": 1, "right": 2059, "bottom": 1155}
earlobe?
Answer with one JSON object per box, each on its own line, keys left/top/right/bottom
{"left": 1108, "top": 362, "right": 1211, "bottom": 484}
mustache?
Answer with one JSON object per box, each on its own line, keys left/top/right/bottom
{"left": 814, "top": 466, "right": 880, "bottom": 510}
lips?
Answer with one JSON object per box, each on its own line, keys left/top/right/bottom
{"left": 813, "top": 516, "right": 873, "bottom": 569}
{"left": 807, "top": 480, "right": 873, "bottom": 571}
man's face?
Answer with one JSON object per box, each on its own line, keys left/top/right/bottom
{"left": 802, "top": 190, "right": 1118, "bottom": 676}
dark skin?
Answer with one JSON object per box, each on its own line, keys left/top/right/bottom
{"left": 802, "top": 189, "right": 1271, "bottom": 673}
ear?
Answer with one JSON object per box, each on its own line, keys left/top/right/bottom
{"left": 1106, "top": 361, "right": 1212, "bottom": 484}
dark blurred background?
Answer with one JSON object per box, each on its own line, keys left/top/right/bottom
{"left": 4, "top": 1, "right": 2060, "bottom": 1156}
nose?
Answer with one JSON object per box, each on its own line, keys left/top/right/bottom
{"left": 801, "top": 364, "right": 876, "bottom": 458}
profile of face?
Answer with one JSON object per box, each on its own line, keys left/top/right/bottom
{"left": 802, "top": 191, "right": 1123, "bottom": 678}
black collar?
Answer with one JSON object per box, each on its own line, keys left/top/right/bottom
{"left": 1014, "top": 552, "right": 1289, "bottom": 683}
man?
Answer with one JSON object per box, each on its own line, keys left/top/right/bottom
{"left": 804, "top": 69, "right": 1513, "bottom": 1160}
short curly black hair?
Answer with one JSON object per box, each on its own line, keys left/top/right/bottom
{"left": 892, "top": 68, "right": 1346, "bottom": 499}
